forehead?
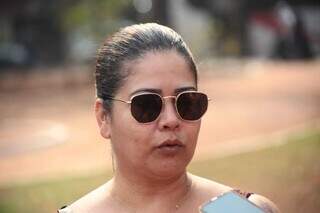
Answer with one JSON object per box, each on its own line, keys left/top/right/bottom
{"left": 120, "top": 50, "right": 196, "bottom": 96}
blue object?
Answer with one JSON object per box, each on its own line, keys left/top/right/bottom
{"left": 200, "top": 191, "right": 265, "bottom": 213}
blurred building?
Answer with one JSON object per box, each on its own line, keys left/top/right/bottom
{"left": 0, "top": 0, "right": 319, "bottom": 71}
{"left": 185, "top": 0, "right": 320, "bottom": 59}
{"left": 0, "top": 0, "right": 67, "bottom": 69}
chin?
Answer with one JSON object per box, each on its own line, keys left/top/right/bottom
{"left": 151, "top": 168, "right": 186, "bottom": 181}
{"left": 148, "top": 157, "right": 191, "bottom": 179}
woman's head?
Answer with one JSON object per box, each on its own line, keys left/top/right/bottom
{"left": 95, "top": 23, "right": 198, "bottom": 111}
{"left": 94, "top": 23, "right": 205, "bottom": 179}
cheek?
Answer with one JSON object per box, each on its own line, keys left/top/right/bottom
{"left": 184, "top": 122, "right": 201, "bottom": 151}
{"left": 186, "top": 121, "right": 201, "bottom": 140}
{"left": 110, "top": 110, "right": 155, "bottom": 163}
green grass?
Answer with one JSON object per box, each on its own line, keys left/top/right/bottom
{"left": 0, "top": 130, "right": 319, "bottom": 213}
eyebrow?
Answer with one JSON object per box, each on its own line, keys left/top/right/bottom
{"left": 174, "top": 86, "right": 197, "bottom": 94}
{"left": 130, "top": 86, "right": 197, "bottom": 97}
{"left": 130, "top": 88, "right": 162, "bottom": 97}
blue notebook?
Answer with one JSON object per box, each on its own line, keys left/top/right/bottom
{"left": 200, "top": 191, "right": 265, "bottom": 213}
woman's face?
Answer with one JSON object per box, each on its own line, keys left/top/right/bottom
{"left": 100, "top": 50, "right": 201, "bottom": 179}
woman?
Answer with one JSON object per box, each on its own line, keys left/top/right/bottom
{"left": 59, "top": 23, "right": 279, "bottom": 213}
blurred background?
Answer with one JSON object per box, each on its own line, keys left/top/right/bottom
{"left": 0, "top": 0, "right": 319, "bottom": 212}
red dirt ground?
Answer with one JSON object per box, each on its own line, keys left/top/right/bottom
{"left": 0, "top": 60, "right": 319, "bottom": 185}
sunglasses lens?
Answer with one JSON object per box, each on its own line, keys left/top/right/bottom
{"left": 131, "top": 94, "right": 162, "bottom": 123}
{"left": 177, "top": 92, "right": 208, "bottom": 121}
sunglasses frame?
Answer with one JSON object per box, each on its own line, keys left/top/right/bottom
{"left": 103, "top": 91, "right": 210, "bottom": 123}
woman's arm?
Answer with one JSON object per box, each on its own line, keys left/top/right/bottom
{"left": 248, "top": 194, "right": 281, "bottom": 213}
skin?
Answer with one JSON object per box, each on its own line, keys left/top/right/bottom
{"left": 68, "top": 50, "right": 280, "bottom": 213}
{"left": 103, "top": 50, "right": 200, "bottom": 181}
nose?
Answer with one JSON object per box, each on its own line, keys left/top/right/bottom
{"left": 158, "top": 98, "right": 180, "bottom": 131}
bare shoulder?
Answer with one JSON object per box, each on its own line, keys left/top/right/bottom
{"left": 190, "top": 174, "right": 232, "bottom": 199}
{"left": 248, "top": 194, "right": 281, "bottom": 213}
{"left": 190, "top": 174, "right": 281, "bottom": 213}
{"left": 68, "top": 182, "right": 112, "bottom": 213}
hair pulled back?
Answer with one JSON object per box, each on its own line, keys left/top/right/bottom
{"left": 95, "top": 23, "right": 197, "bottom": 110}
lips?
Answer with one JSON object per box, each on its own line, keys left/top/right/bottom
{"left": 157, "top": 139, "right": 184, "bottom": 149}
{"left": 155, "top": 139, "right": 184, "bottom": 156}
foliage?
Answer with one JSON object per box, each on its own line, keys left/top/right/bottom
{"left": 61, "top": 0, "right": 132, "bottom": 38}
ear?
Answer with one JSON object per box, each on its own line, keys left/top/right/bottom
{"left": 94, "top": 98, "right": 111, "bottom": 139}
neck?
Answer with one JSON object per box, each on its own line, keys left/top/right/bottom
{"left": 109, "top": 170, "right": 192, "bottom": 211}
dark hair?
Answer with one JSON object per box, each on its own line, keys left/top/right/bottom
{"left": 95, "top": 23, "right": 198, "bottom": 110}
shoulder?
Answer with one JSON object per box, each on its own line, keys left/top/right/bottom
{"left": 190, "top": 174, "right": 232, "bottom": 199}
{"left": 248, "top": 194, "right": 281, "bottom": 213}
{"left": 65, "top": 182, "right": 112, "bottom": 213}
{"left": 191, "top": 174, "right": 231, "bottom": 190}
{"left": 190, "top": 174, "right": 281, "bottom": 213}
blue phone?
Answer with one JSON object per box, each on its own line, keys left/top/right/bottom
{"left": 200, "top": 191, "right": 265, "bottom": 213}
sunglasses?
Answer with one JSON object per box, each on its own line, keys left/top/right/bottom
{"left": 103, "top": 91, "right": 210, "bottom": 123}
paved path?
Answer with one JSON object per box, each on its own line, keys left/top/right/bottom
{"left": 0, "top": 61, "right": 319, "bottom": 185}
